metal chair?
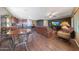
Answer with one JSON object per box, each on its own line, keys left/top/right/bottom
{"left": 15, "top": 24, "right": 33, "bottom": 51}
{"left": 0, "top": 34, "right": 14, "bottom": 51}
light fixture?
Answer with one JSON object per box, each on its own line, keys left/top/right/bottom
{"left": 48, "top": 12, "right": 59, "bottom": 18}
{"left": 28, "top": 16, "right": 32, "bottom": 19}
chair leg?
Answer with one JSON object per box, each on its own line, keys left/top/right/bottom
{"left": 8, "top": 38, "right": 15, "bottom": 51}
{"left": 27, "top": 33, "right": 34, "bottom": 51}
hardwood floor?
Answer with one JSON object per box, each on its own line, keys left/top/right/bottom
{"left": 0, "top": 31, "right": 79, "bottom": 51}
{"left": 27, "top": 31, "right": 79, "bottom": 51}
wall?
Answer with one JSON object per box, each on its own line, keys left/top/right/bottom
{"left": 32, "top": 20, "right": 48, "bottom": 26}
{"left": 43, "top": 20, "right": 48, "bottom": 26}
{"left": 48, "top": 17, "right": 71, "bottom": 26}
{"left": 71, "top": 8, "right": 79, "bottom": 33}
{"left": 71, "top": 8, "right": 79, "bottom": 46}
{"left": 32, "top": 17, "right": 71, "bottom": 27}
{"left": 32, "top": 20, "right": 37, "bottom": 26}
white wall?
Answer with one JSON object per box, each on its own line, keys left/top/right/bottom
{"left": 32, "top": 20, "right": 37, "bottom": 26}
{"left": 43, "top": 20, "right": 48, "bottom": 26}
{"left": 71, "top": 8, "right": 79, "bottom": 46}
{"left": 72, "top": 8, "right": 79, "bottom": 33}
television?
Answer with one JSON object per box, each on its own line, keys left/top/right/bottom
{"left": 52, "top": 21, "right": 60, "bottom": 26}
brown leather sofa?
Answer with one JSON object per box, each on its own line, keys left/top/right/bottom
{"left": 35, "top": 26, "right": 53, "bottom": 38}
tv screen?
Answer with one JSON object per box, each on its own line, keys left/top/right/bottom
{"left": 52, "top": 22, "right": 60, "bottom": 26}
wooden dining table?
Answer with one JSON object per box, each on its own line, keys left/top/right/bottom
{"left": 7, "top": 29, "right": 29, "bottom": 50}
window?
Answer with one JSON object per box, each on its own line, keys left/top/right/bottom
{"left": 37, "top": 20, "right": 43, "bottom": 26}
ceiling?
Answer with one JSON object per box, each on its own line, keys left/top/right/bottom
{"left": 7, "top": 7, "right": 74, "bottom": 20}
